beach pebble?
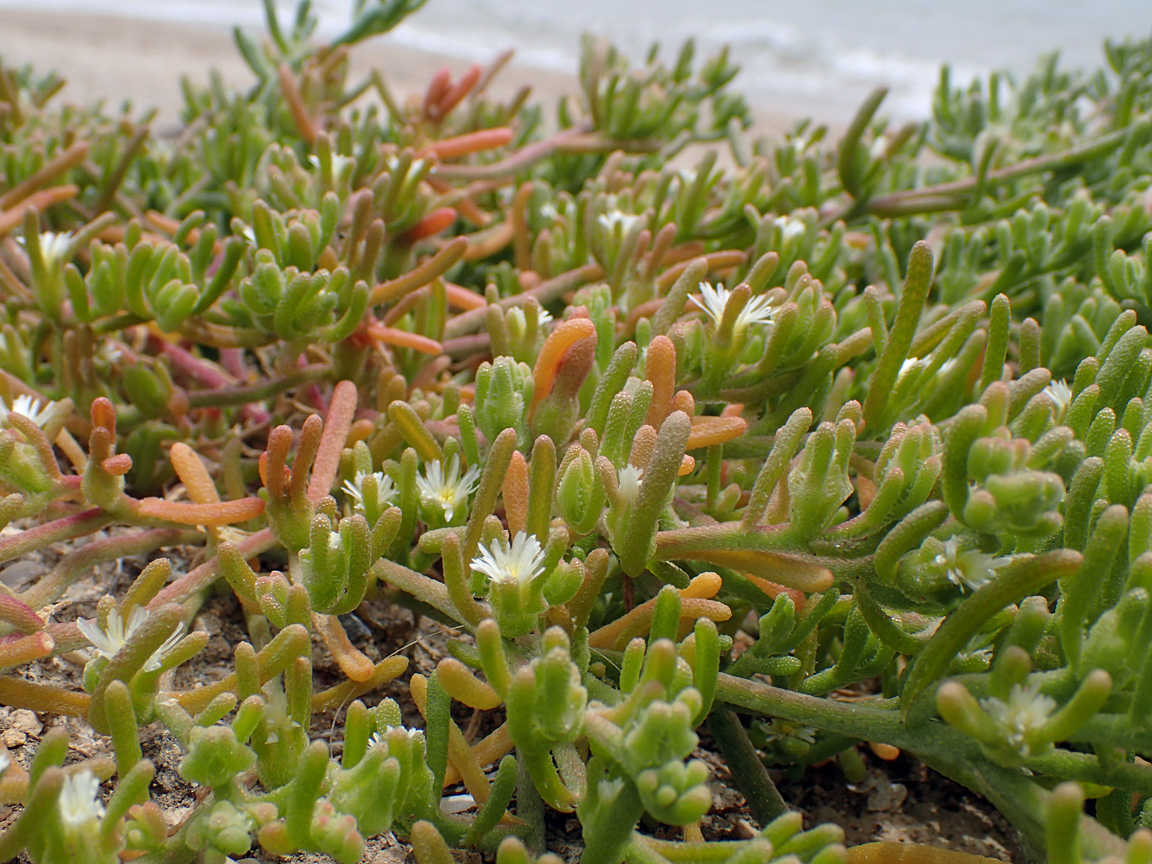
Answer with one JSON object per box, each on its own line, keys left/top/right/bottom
{"left": 8, "top": 710, "right": 41, "bottom": 737}
{"left": 0, "top": 561, "right": 43, "bottom": 589}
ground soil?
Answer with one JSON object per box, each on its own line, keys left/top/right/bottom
{"left": 0, "top": 548, "right": 1027, "bottom": 863}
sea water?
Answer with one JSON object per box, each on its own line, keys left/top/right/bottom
{"left": 1, "top": 0, "right": 1149, "bottom": 124}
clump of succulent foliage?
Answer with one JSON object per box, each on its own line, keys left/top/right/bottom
{"left": 7, "top": 0, "right": 1152, "bottom": 861}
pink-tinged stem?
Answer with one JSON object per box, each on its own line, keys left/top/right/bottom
{"left": 149, "top": 527, "right": 278, "bottom": 609}
{"left": 432, "top": 126, "right": 591, "bottom": 182}
{"left": 150, "top": 335, "right": 237, "bottom": 389}
{"left": 20, "top": 527, "right": 201, "bottom": 612}
{"left": 0, "top": 631, "right": 54, "bottom": 669}
{"left": 308, "top": 380, "right": 357, "bottom": 503}
{"left": 184, "top": 364, "right": 329, "bottom": 409}
{"left": 0, "top": 508, "right": 113, "bottom": 567}
{"left": 0, "top": 595, "right": 44, "bottom": 634}
{"left": 136, "top": 496, "right": 266, "bottom": 526}
{"left": 219, "top": 348, "right": 247, "bottom": 380}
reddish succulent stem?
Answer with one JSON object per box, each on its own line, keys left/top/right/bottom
{"left": 149, "top": 527, "right": 279, "bottom": 609}
{"left": 0, "top": 508, "right": 113, "bottom": 568}
{"left": 21, "top": 527, "right": 201, "bottom": 612}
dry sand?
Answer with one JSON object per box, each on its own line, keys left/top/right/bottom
{"left": 0, "top": 7, "right": 803, "bottom": 140}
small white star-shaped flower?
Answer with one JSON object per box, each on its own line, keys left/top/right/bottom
{"left": 597, "top": 210, "right": 643, "bottom": 236}
{"left": 416, "top": 455, "right": 480, "bottom": 523}
{"left": 18, "top": 231, "right": 74, "bottom": 269}
{"left": 933, "top": 538, "right": 1009, "bottom": 592}
{"left": 617, "top": 465, "right": 644, "bottom": 506}
{"left": 1043, "top": 380, "right": 1073, "bottom": 419}
{"left": 342, "top": 470, "right": 397, "bottom": 515}
{"left": 979, "top": 680, "right": 1056, "bottom": 759}
{"left": 690, "top": 282, "right": 776, "bottom": 333}
{"left": 471, "top": 531, "right": 546, "bottom": 586}
{"left": 77, "top": 606, "right": 184, "bottom": 672}
{"left": 57, "top": 769, "right": 105, "bottom": 828}
{"left": 0, "top": 394, "right": 55, "bottom": 428}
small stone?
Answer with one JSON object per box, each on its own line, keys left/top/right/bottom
{"left": 0, "top": 561, "right": 43, "bottom": 589}
{"left": 8, "top": 710, "right": 40, "bottom": 737}
{"left": 867, "top": 775, "right": 908, "bottom": 812}
{"left": 2, "top": 730, "right": 26, "bottom": 748}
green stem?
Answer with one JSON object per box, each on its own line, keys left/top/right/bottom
{"left": 707, "top": 707, "right": 789, "bottom": 825}
{"left": 185, "top": 365, "right": 330, "bottom": 408}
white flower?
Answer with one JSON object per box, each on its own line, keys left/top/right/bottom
{"left": 471, "top": 531, "right": 546, "bottom": 586}
{"left": 18, "top": 231, "right": 73, "bottom": 269}
{"left": 690, "top": 282, "right": 776, "bottom": 333}
{"left": 896, "top": 356, "right": 926, "bottom": 383}
{"left": 416, "top": 455, "right": 480, "bottom": 523}
{"left": 342, "top": 470, "right": 397, "bottom": 514}
{"left": 385, "top": 153, "right": 428, "bottom": 178}
{"left": 94, "top": 341, "right": 125, "bottom": 367}
{"left": 38, "top": 231, "right": 74, "bottom": 268}
{"left": 0, "top": 752, "right": 10, "bottom": 776}
{"left": 0, "top": 394, "right": 55, "bottom": 427}
{"left": 933, "top": 538, "right": 1009, "bottom": 592}
{"left": 77, "top": 605, "right": 185, "bottom": 673}
{"left": 617, "top": 465, "right": 644, "bottom": 506}
{"left": 937, "top": 356, "right": 959, "bottom": 377}
{"left": 597, "top": 210, "right": 642, "bottom": 236}
{"left": 980, "top": 680, "right": 1056, "bottom": 758}
{"left": 506, "top": 304, "right": 552, "bottom": 335}
{"left": 775, "top": 216, "right": 807, "bottom": 243}
{"left": 57, "top": 769, "right": 105, "bottom": 828}
{"left": 1044, "top": 379, "right": 1073, "bottom": 419}
{"left": 368, "top": 727, "right": 420, "bottom": 750}
{"left": 307, "top": 152, "right": 356, "bottom": 179}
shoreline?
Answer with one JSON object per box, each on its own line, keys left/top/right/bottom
{"left": 0, "top": 8, "right": 809, "bottom": 140}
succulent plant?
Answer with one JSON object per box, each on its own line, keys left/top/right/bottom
{"left": 8, "top": 1, "right": 1152, "bottom": 862}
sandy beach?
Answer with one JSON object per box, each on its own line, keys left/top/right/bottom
{"left": 0, "top": 7, "right": 802, "bottom": 140}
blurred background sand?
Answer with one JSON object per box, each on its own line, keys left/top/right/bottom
{"left": 0, "top": 8, "right": 803, "bottom": 141}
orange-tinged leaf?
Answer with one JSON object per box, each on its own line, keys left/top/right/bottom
{"left": 644, "top": 335, "right": 677, "bottom": 428}
{"left": 365, "top": 321, "right": 443, "bottom": 355}
{"left": 311, "top": 655, "right": 408, "bottom": 712}
{"left": 530, "top": 317, "right": 596, "bottom": 417}
{"left": 588, "top": 573, "right": 729, "bottom": 650}
{"left": 743, "top": 573, "right": 807, "bottom": 612}
{"left": 0, "top": 674, "right": 88, "bottom": 717}
{"left": 308, "top": 380, "right": 357, "bottom": 503}
{"left": 502, "top": 450, "right": 529, "bottom": 537}
{"left": 138, "top": 497, "right": 265, "bottom": 526}
{"left": 658, "top": 545, "right": 834, "bottom": 594}
{"left": 0, "top": 186, "right": 79, "bottom": 236}
{"left": 418, "top": 127, "right": 514, "bottom": 160}
{"left": 686, "top": 416, "right": 747, "bottom": 449}
{"left": 100, "top": 454, "right": 132, "bottom": 476}
{"left": 410, "top": 673, "right": 493, "bottom": 802}
{"left": 681, "top": 571, "right": 723, "bottom": 599}
{"left": 445, "top": 282, "right": 487, "bottom": 311}
{"left": 402, "top": 207, "right": 457, "bottom": 242}
{"left": 314, "top": 612, "right": 374, "bottom": 682}
{"left": 169, "top": 442, "right": 220, "bottom": 504}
